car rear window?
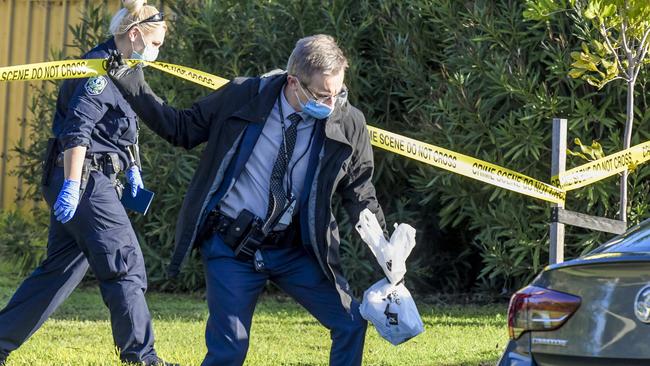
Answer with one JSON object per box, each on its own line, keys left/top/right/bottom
{"left": 593, "top": 219, "right": 650, "bottom": 253}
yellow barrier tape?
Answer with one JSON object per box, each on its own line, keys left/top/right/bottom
{"left": 0, "top": 59, "right": 229, "bottom": 90}
{"left": 1, "top": 58, "right": 567, "bottom": 203}
{"left": 367, "top": 126, "right": 566, "bottom": 204}
{"left": 552, "top": 141, "right": 650, "bottom": 191}
{"left": 0, "top": 59, "right": 106, "bottom": 81}
{"left": 135, "top": 60, "right": 230, "bottom": 90}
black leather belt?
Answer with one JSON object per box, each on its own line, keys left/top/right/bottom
{"left": 204, "top": 210, "right": 298, "bottom": 250}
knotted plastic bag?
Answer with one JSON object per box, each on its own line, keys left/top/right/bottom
{"left": 355, "top": 209, "right": 424, "bottom": 345}
{"left": 359, "top": 279, "right": 424, "bottom": 345}
{"left": 355, "top": 209, "right": 416, "bottom": 284}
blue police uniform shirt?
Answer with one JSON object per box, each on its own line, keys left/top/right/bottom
{"left": 52, "top": 37, "right": 139, "bottom": 169}
{"left": 219, "top": 87, "right": 316, "bottom": 221}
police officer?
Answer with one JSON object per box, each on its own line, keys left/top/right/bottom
{"left": 107, "top": 34, "right": 387, "bottom": 366}
{"left": 0, "top": 1, "right": 177, "bottom": 365}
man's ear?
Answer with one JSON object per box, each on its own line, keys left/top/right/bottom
{"left": 286, "top": 75, "right": 301, "bottom": 93}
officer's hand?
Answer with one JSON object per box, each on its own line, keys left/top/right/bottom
{"left": 105, "top": 50, "right": 145, "bottom": 96}
{"left": 105, "top": 49, "right": 126, "bottom": 69}
{"left": 126, "top": 165, "right": 144, "bottom": 197}
{"left": 53, "top": 179, "right": 81, "bottom": 223}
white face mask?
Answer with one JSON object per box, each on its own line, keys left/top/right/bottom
{"left": 131, "top": 31, "right": 159, "bottom": 62}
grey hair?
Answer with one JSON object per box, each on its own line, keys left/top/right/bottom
{"left": 286, "top": 34, "right": 348, "bottom": 84}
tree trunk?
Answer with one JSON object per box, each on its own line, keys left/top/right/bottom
{"left": 620, "top": 79, "right": 635, "bottom": 222}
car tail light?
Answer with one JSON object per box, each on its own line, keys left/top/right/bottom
{"left": 507, "top": 285, "right": 581, "bottom": 339}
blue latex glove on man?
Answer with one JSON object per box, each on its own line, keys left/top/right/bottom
{"left": 127, "top": 165, "right": 144, "bottom": 197}
{"left": 53, "top": 179, "right": 80, "bottom": 223}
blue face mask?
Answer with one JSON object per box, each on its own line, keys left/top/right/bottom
{"left": 296, "top": 85, "right": 334, "bottom": 120}
{"left": 131, "top": 32, "right": 159, "bottom": 62}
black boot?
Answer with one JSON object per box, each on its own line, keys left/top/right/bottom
{"left": 145, "top": 358, "right": 179, "bottom": 366}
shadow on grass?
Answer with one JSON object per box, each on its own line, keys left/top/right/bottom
{"left": 0, "top": 277, "right": 340, "bottom": 323}
{"left": 422, "top": 318, "right": 503, "bottom": 328}
{"left": 441, "top": 351, "right": 500, "bottom": 366}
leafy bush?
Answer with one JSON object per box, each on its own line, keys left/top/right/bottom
{"left": 6, "top": 0, "right": 650, "bottom": 296}
{"left": 0, "top": 210, "right": 48, "bottom": 275}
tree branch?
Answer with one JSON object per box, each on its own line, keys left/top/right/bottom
{"left": 631, "top": 24, "right": 650, "bottom": 82}
{"left": 634, "top": 43, "right": 650, "bottom": 81}
{"left": 608, "top": 76, "right": 628, "bottom": 83}
{"left": 621, "top": 18, "right": 631, "bottom": 54}
{"left": 601, "top": 22, "right": 630, "bottom": 79}
{"left": 635, "top": 27, "right": 650, "bottom": 63}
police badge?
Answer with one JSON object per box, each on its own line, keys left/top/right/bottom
{"left": 85, "top": 76, "right": 107, "bottom": 95}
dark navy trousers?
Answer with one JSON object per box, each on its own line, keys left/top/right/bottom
{"left": 200, "top": 234, "right": 367, "bottom": 366}
{"left": 0, "top": 167, "right": 157, "bottom": 363}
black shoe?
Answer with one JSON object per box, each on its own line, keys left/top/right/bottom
{"left": 146, "top": 358, "right": 179, "bottom": 366}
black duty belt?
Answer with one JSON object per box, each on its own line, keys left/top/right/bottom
{"left": 56, "top": 152, "right": 123, "bottom": 175}
{"left": 55, "top": 152, "right": 125, "bottom": 199}
{"left": 203, "top": 210, "right": 298, "bottom": 251}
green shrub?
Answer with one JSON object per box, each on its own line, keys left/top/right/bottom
{"left": 0, "top": 210, "right": 48, "bottom": 275}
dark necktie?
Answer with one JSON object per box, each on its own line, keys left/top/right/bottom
{"left": 266, "top": 112, "right": 302, "bottom": 226}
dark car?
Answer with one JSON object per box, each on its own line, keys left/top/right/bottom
{"left": 498, "top": 218, "right": 650, "bottom": 366}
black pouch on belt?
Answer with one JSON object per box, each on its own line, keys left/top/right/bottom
{"left": 79, "top": 159, "right": 92, "bottom": 199}
{"left": 223, "top": 209, "right": 256, "bottom": 246}
{"left": 102, "top": 152, "right": 124, "bottom": 199}
{"left": 41, "top": 138, "right": 59, "bottom": 187}
{"left": 225, "top": 209, "right": 265, "bottom": 260}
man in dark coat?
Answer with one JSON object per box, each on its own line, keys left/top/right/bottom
{"left": 107, "top": 34, "right": 386, "bottom": 366}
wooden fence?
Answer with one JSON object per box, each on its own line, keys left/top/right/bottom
{"left": 0, "top": 0, "right": 167, "bottom": 210}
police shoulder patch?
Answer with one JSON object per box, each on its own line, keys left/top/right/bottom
{"left": 84, "top": 76, "right": 107, "bottom": 96}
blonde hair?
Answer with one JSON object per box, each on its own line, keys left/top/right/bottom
{"left": 109, "top": 0, "right": 166, "bottom": 36}
{"left": 286, "top": 34, "right": 348, "bottom": 85}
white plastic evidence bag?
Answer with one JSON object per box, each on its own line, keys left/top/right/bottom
{"left": 355, "top": 209, "right": 425, "bottom": 345}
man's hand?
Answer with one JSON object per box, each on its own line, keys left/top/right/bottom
{"left": 105, "top": 50, "right": 146, "bottom": 96}
{"left": 126, "top": 165, "right": 145, "bottom": 197}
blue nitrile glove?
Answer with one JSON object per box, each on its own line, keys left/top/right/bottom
{"left": 127, "top": 165, "right": 144, "bottom": 197}
{"left": 53, "top": 179, "right": 81, "bottom": 223}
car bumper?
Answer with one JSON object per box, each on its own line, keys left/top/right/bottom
{"left": 499, "top": 339, "right": 650, "bottom": 366}
{"left": 498, "top": 340, "right": 536, "bottom": 366}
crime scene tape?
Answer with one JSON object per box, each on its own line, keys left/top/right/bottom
{"left": 0, "top": 59, "right": 107, "bottom": 81}
{"left": 367, "top": 126, "right": 566, "bottom": 204}
{"left": 0, "top": 59, "right": 229, "bottom": 90}
{"left": 1, "top": 58, "right": 566, "bottom": 204}
{"left": 552, "top": 140, "right": 650, "bottom": 191}
{"left": 137, "top": 60, "right": 229, "bottom": 90}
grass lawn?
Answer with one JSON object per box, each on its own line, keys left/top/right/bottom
{"left": 0, "top": 269, "right": 508, "bottom": 365}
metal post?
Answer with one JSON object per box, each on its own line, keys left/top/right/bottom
{"left": 550, "top": 118, "right": 567, "bottom": 264}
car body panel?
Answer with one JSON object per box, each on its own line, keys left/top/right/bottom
{"left": 531, "top": 262, "right": 650, "bottom": 360}
{"left": 499, "top": 218, "right": 650, "bottom": 366}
